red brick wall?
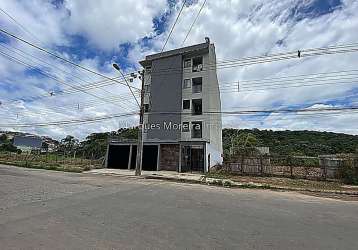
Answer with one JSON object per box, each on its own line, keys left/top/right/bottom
{"left": 160, "top": 144, "right": 180, "bottom": 171}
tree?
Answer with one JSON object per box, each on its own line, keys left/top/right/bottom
{"left": 227, "top": 132, "right": 258, "bottom": 160}
{"left": 0, "top": 134, "right": 8, "bottom": 143}
{"left": 59, "top": 135, "right": 79, "bottom": 155}
{"left": 79, "top": 132, "right": 109, "bottom": 159}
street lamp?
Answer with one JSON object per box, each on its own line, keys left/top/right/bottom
{"left": 112, "top": 63, "right": 144, "bottom": 176}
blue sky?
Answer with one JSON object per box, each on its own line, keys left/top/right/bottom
{"left": 0, "top": 0, "right": 357, "bottom": 139}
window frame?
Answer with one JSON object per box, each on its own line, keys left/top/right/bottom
{"left": 192, "top": 77, "right": 203, "bottom": 93}
{"left": 192, "top": 56, "right": 203, "bottom": 72}
{"left": 182, "top": 122, "right": 190, "bottom": 132}
{"left": 182, "top": 99, "right": 190, "bottom": 110}
{"left": 183, "top": 78, "right": 191, "bottom": 89}
{"left": 144, "top": 104, "right": 150, "bottom": 113}
{"left": 144, "top": 84, "right": 151, "bottom": 93}
{"left": 191, "top": 121, "right": 203, "bottom": 139}
{"left": 192, "top": 99, "right": 202, "bottom": 115}
{"left": 184, "top": 59, "right": 192, "bottom": 68}
{"left": 145, "top": 66, "right": 152, "bottom": 73}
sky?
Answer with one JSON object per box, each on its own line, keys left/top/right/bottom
{"left": 0, "top": 0, "right": 357, "bottom": 140}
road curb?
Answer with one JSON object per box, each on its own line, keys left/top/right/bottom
{"left": 144, "top": 175, "right": 358, "bottom": 195}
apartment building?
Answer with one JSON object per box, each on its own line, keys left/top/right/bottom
{"left": 106, "top": 38, "right": 223, "bottom": 172}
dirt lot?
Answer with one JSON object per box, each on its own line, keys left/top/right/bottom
{"left": 206, "top": 172, "right": 358, "bottom": 200}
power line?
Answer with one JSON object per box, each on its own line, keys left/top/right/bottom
{"left": 0, "top": 95, "right": 140, "bottom": 118}
{"left": 0, "top": 28, "right": 141, "bottom": 91}
{"left": 0, "top": 7, "right": 41, "bottom": 43}
{"left": 2, "top": 106, "right": 358, "bottom": 128}
{"left": 181, "top": 0, "right": 206, "bottom": 46}
{"left": 136, "top": 43, "right": 358, "bottom": 77}
{"left": 0, "top": 112, "right": 138, "bottom": 128}
{"left": 161, "top": 0, "right": 187, "bottom": 53}
{"left": 2, "top": 27, "right": 357, "bottom": 93}
{"left": 0, "top": 49, "right": 136, "bottom": 112}
{"left": 0, "top": 43, "right": 139, "bottom": 105}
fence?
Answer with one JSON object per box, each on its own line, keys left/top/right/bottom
{"left": 0, "top": 151, "right": 104, "bottom": 171}
{"left": 224, "top": 155, "right": 358, "bottom": 180}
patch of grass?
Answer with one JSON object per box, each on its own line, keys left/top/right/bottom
{"left": 211, "top": 179, "right": 223, "bottom": 186}
{"left": 239, "top": 183, "right": 272, "bottom": 189}
{"left": 206, "top": 170, "right": 358, "bottom": 192}
{"left": 223, "top": 180, "right": 233, "bottom": 188}
{"left": 0, "top": 160, "right": 85, "bottom": 173}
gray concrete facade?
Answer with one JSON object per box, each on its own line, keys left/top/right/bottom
{"left": 147, "top": 55, "right": 183, "bottom": 141}
{"left": 106, "top": 39, "right": 223, "bottom": 172}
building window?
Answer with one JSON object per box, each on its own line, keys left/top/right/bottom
{"left": 144, "top": 104, "right": 150, "bottom": 113}
{"left": 192, "top": 77, "right": 202, "bottom": 93}
{"left": 192, "top": 57, "right": 203, "bottom": 72}
{"left": 183, "top": 79, "right": 191, "bottom": 89}
{"left": 144, "top": 84, "right": 151, "bottom": 93}
{"left": 192, "top": 121, "right": 202, "bottom": 138}
{"left": 183, "top": 99, "right": 190, "bottom": 110}
{"left": 184, "top": 59, "right": 191, "bottom": 68}
{"left": 182, "top": 122, "right": 190, "bottom": 132}
{"left": 192, "top": 99, "right": 202, "bottom": 115}
{"left": 145, "top": 66, "right": 152, "bottom": 73}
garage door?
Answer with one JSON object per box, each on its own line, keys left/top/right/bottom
{"left": 142, "top": 145, "right": 158, "bottom": 171}
{"left": 107, "top": 145, "right": 130, "bottom": 169}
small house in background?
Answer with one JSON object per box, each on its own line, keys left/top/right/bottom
{"left": 42, "top": 136, "right": 59, "bottom": 153}
{"left": 13, "top": 135, "right": 42, "bottom": 153}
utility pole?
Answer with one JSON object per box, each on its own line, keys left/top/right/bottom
{"left": 113, "top": 64, "right": 143, "bottom": 176}
{"left": 135, "top": 70, "right": 145, "bottom": 176}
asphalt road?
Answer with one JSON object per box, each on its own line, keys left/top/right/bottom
{"left": 0, "top": 165, "right": 357, "bottom": 250}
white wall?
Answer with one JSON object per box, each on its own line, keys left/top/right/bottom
{"left": 206, "top": 142, "right": 223, "bottom": 171}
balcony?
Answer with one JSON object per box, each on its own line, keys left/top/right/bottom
{"left": 192, "top": 57, "right": 203, "bottom": 72}
{"left": 191, "top": 121, "right": 202, "bottom": 139}
{"left": 192, "top": 99, "right": 202, "bottom": 115}
{"left": 192, "top": 77, "right": 202, "bottom": 94}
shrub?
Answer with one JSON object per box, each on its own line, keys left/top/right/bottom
{"left": 223, "top": 180, "right": 232, "bottom": 187}
{"left": 338, "top": 157, "right": 358, "bottom": 185}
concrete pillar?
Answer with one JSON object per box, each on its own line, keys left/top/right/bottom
{"left": 128, "top": 144, "right": 133, "bottom": 170}
{"left": 156, "top": 144, "right": 160, "bottom": 171}
{"left": 178, "top": 145, "right": 182, "bottom": 172}
{"left": 105, "top": 144, "right": 110, "bottom": 168}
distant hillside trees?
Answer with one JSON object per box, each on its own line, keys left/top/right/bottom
{"left": 0, "top": 134, "right": 20, "bottom": 153}
{"left": 223, "top": 128, "right": 358, "bottom": 157}
{"left": 76, "top": 127, "right": 139, "bottom": 159}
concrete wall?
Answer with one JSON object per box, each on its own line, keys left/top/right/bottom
{"left": 146, "top": 55, "right": 183, "bottom": 141}
{"left": 180, "top": 44, "right": 223, "bottom": 159}
{"left": 140, "top": 41, "right": 223, "bottom": 172}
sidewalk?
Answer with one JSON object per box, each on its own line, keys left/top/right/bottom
{"left": 86, "top": 168, "right": 206, "bottom": 182}
{"left": 86, "top": 168, "right": 358, "bottom": 200}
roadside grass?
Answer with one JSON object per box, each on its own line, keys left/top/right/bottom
{"left": 0, "top": 160, "right": 85, "bottom": 173}
{"left": 0, "top": 152, "right": 103, "bottom": 173}
{"left": 206, "top": 171, "right": 358, "bottom": 192}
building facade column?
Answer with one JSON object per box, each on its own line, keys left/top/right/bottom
{"left": 128, "top": 144, "right": 133, "bottom": 170}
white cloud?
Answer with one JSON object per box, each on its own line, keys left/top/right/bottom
{"left": 0, "top": 0, "right": 358, "bottom": 139}
{"left": 63, "top": 0, "right": 168, "bottom": 50}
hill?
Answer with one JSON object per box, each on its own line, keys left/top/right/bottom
{"left": 223, "top": 129, "right": 358, "bottom": 157}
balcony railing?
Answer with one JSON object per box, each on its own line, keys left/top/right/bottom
{"left": 192, "top": 64, "right": 203, "bottom": 72}
{"left": 192, "top": 84, "right": 202, "bottom": 93}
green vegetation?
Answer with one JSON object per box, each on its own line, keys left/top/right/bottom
{"left": 223, "top": 128, "right": 358, "bottom": 157}
{"left": 0, "top": 134, "right": 21, "bottom": 153}
{"left": 0, "top": 152, "right": 100, "bottom": 172}
{"left": 54, "top": 127, "right": 139, "bottom": 159}
{"left": 206, "top": 172, "right": 358, "bottom": 191}
{"left": 337, "top": 157, "right": 358, "bottom": 185}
